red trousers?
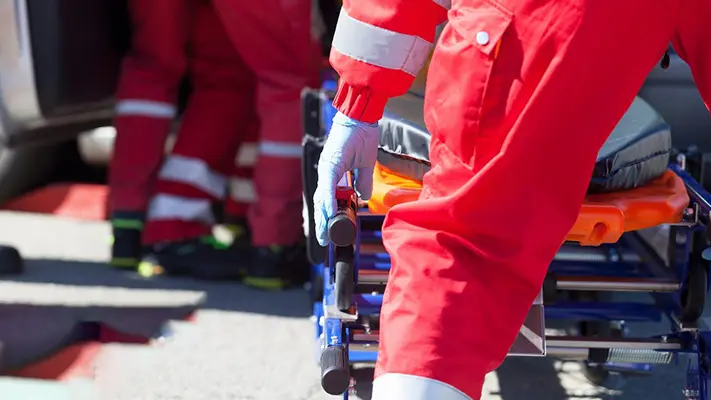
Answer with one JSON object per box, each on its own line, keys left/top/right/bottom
{"left": 374, "top": 0, "right": 711, "bottom": 398}
{"left": 110, "top": 0, "right": 257, "bottom": 243}
{"left": 213, "top": 0, "right": 322, "bottom": 246}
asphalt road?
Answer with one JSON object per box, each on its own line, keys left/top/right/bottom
{"left": 0, "top": 211, "right": 702, "bottom": 399}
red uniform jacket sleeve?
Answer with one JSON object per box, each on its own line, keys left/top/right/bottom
{"left": 329, "top": 0, "right": 449, "bottom": 123}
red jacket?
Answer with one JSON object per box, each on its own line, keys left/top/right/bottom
{"left": 329, "top": 0, "right": 450, "bottom": 123}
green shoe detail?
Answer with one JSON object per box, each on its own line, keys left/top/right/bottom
{"left": 112, "top": 219, "right": 144, "bottom": 230}
{"left": 201, "top": 235, "right": 230, "bottom": 250}
{"left": 243, "top": 276, "right": 288, "bottom": 291}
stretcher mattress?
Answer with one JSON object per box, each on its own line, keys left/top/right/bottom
{"left": 378, "top": 94, "right": 673, "bottom": 193}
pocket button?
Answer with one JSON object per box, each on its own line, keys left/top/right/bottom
{"left": 476, "top": 31, "right": 490, "bottom": 45}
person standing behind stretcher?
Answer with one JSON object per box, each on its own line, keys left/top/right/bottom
{"left": 111, "top": 0, "right": 323, "bottom": 288}
{"left": 314, "top": 0, "right": 711, "bottom": 398}
{"left": 109, "top": 0, "right": 259, "bottom": 279}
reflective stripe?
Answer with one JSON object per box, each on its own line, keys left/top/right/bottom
{"left": 158, "top": 155, "right": 227, "bottom": 199}
{"left": 302, "top": 194, "right": 310, "bottom": 237}
{"left": 332, "top": 9, "right": 433, "bottom": 76}
{"left": 372, "top": 374, "right": 471, "bottom": 400}
{"left": 146, "top": 194, "right": 215, "bottom": 225}
{"left": 115, "top": 100, "right": 176, "bottom": 118}
{"left": 236, "top": 143, "right": 258, "bottom": 166}
{"left": 432, "top": 0, "right": 451, "bottom": 10}
{"left": 259, "top": 141, "right": 302, "bottom": 158}
{"left": 229, "top": 178, "right": 257, "bottom": 203}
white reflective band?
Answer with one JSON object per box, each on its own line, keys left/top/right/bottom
{"left": 332, "top": 9, "right": 433, "bottom": 76}
{"left": 229, "top": 178, "right": 257, "bottom": 203}
{"left": 433, "top": 0, "right": 451, "bottom": 10}
{"left": 236, "top": 143, "right": 258, "bottom": 166}
{"left": 302, "top": 194, "right": 310, "bottom": 237}
{"left": 258, "top": 141, "right": 302, "bottom": 158}
{"left": 372, "top": 374, "right": 472, "bottom": 400}
{"left": 115, "top": 100, "right": 176, "bottom": 118}
{"left": 158, "top": 155, "right": 227, "bottom": 199}
{"left": 146, "top": 194, "right": 215, "bottom": 225}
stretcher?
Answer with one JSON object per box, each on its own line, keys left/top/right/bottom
{"left": 301, "top": 76, "right": 711, "bottom": 399}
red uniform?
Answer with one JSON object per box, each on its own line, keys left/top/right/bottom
{"left": 112, "top": 0, "right": 321, "bottom": 248}
{"left": 110, "top": 0, "right": 257, "bottom": 244}
{"left": 329, "top": 0, "right": 711, "bottom": 398}
{"left": 213, "top": 0, "right": 322, "bottom": 246}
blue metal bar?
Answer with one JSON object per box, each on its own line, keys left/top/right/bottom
{"left": 670, "top": 163, "right": 711, "bottom": 223}
{"left": 355, "top": 294, "right": 383, "bottom": 315}
{"left": 546, "top": 302, "right": 662, "bottom": 322}
{"left": 349, "top": 350, "right": 377, "bottom": 363}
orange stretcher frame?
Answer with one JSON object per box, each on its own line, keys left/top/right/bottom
{"left": 367, "top": 162, "right": 691, "bottom": 246}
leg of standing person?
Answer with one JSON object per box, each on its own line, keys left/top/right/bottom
{"left": 141, "top": 0, "right": 258, "bottom": 280}
{"left": 369, "top": 0, "right": 678, "bottom": 397}
{"left": 213, "top": 0, "right": 322, "bottom": 289}
{"left": 109, "top": 0, "right": 193, "bottom": 269}
{"left": 224, "top": 122, "right": 259, "bottom": 248}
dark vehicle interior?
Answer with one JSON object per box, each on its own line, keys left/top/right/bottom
{"left": 26, "top": 0, "right": 131, "bottom": 120}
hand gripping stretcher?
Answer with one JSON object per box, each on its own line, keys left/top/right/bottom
{"left": 302, "top": 75, "right": 711, "bottom": 399}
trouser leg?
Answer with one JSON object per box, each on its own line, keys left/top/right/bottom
{"left": 373, "top": 0, "right": 677, "bottom": 398}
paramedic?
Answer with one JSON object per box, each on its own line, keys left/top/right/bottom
{"left": 207, "top": 0, "right": 323, "bottom": 289}
{"left": 109, "top": 0, "right": 258, "bottom": 278}
{"left": 314, "top": 0, "right": 711, "bottom": 398}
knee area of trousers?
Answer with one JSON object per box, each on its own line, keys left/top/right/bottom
{"left": 371, "top": 373, "right": 472, "bottom": 400}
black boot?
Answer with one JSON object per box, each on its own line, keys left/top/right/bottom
{"left": 110, "top": 211, "right": 145, "bottom": 270}
{"left": 243, "top": 243, "right": 310, "bottom": 291}
{"left": 138, "top": 236, "right": 247, "bottom": 280}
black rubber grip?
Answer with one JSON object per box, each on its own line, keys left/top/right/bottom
{"left": 320, "top": 345, "right": 350, "bottom": 395}
{"left": 335, "top": 246, "right": 355, "bottom": 311}
{"left": 328, "top": 207, "right": 356, "bottom": 247}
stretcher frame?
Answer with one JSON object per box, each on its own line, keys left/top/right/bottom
{"left": 302, "top": 84, "right": 711, "bottom": 400}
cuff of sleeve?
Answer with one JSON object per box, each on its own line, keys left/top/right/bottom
{"left": 332, "top": 81, "right": 389, "bottom": 124}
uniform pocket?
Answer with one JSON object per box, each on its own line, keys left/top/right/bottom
{"left": 424, "top": 0, "right": 513, "bottom": 166}
{"left": 447, "top": 0, "right": 513, "bottom": 59}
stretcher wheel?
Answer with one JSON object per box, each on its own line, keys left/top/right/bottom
{"left": 680, "top": 259, "right": 707, "bottom": 323}
{"left": 580, "top": 320, "right": 623, "bottom": 385}
{"left": 320, "top": 345, "right": 350, "bottom": 395}
{"left": 0, "top": 245, "right": 22, "bottom": 275}
{"left": 335, "top": 246, "right": 355, "bottom": 312}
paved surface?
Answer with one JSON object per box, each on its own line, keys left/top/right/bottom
{"left": 0, "top": 211, "right": 702, "bottom": 399}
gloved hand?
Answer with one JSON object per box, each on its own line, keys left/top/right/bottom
{"left": 314, "top": 112, "right": 379, "bottom": 246}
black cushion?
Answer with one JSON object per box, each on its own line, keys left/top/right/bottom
{"left": 378, "top": 93, "right": 672, "bottom": 193}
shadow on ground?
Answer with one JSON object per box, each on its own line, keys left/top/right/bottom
{"left": 1, "top": 258, "right": 312, "bottom": 318}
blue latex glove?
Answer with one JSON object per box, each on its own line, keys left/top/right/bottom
{"left": 314, "top": 112, "right": 379, "bottom": 246}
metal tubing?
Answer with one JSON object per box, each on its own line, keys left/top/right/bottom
{"left": 357, "top": 270, "right": 680, "bottom": 292}
{"left": 545, "top": 336, "right": 680, "bottom": 350}
{"left": 555, "top": 276, "right": 679, "bottom": 292}
{"left": 351, "top": 330, "right": 681, "bottom": 350}
{"left": 556, "top": 245, "right": 641, "bottom": 263}
{"left": 670, "top": 163, "right": 711, "bottom": 222}
{"left": 348, "top": 334, "right": 681, "bottom": 357}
